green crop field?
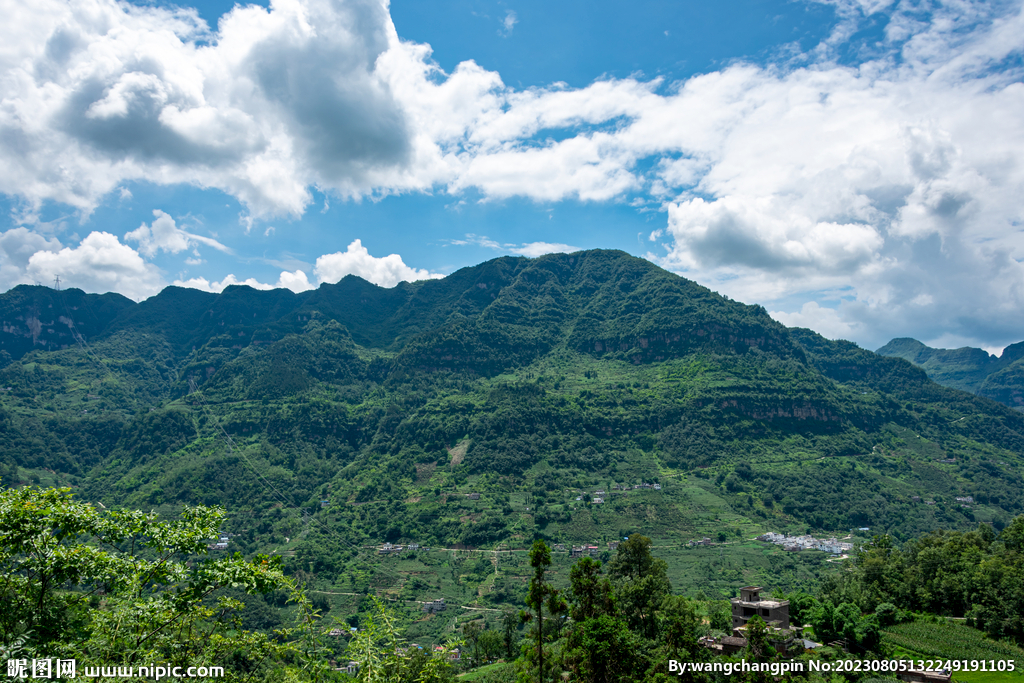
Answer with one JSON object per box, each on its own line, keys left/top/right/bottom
{"left": 882, "top": 620, "right": 1024, "bottom": 681}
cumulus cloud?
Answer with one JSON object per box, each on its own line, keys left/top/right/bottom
{"left": 0, "top": 228, "right": 64, "bottom": 289}
{"left": 173, "top": 240, "right": 439, "bottom": 293}
{"left": 125, "top": 210, "right": 230, "bottom": 257}
{"left": 25, "top": 232, "right": 164, "bottom": 300}
{"left": 313, "top": 239, "right": 443, "bottom": 287}
{"left": 0, "top": 0, "right": 412, "bottom": 219}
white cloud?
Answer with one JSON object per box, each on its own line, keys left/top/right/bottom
{"left": 770, "top": 302, "right": 859, "bottom": 341}
{"left": 447, "top": 234, "right": 580, "bottom": 258}
{"left": 313, "top": 239, "right": 443, "bottom": 288}
{"left": 277, "top": 269, "right": 314, "bottom": 292}
{"left": 0, "top": 228, "right": 64, "bottom": 289}
{"left": 500, "top": 10, "right": 517, "bottom": 37}
{"left": 173, "top": 268, "right": 315, "bottom": 294}
{"left": 510, "top": 242, "right": 580, "bottom": 257}
{"left": 173, "top": 241, "right": 437, "bottom": 293}
{"left": 125, "top": 210, "right": 230, "bottom": 257}
{"left": 25, "top": 232, "right": 164, "bottom": 300}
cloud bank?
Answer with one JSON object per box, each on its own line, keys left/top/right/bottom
{"left": 1, "top": 0, "right": 1023, "bottom": 346}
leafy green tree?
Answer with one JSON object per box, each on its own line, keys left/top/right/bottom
{"left": 502, "top": 610, "right": 519, "bottom": 660}
{"left": 463, "top": 621, "right": 483, "bottom": 666}
{"left": 0, "top": 485, "right": 321, "bottom": 681}
{"left": 478, "top": 629, "right": 504, "bottom": 664}
{"left": 562, "top": 557, "right": 644, "bottom": 683}
{"left": 521, "top": 541, "right": 565, "bottom": 683}
{"left": 346, "top": 597, "right": 457, "bottom": 683}
{"left": 607, "top": 536, "right": 671, "bottom": 639}
{"left": 744, "top": 615, "right": 777, "bottom": 661}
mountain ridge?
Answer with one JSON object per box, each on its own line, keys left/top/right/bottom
{"left": 877, "top": 337, "right": 1024, "bottom": 409}
{"left": 1, "top": 249, "right": 1022, "bottom": 571}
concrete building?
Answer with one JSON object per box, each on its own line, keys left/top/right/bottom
{"left": 731, "top": 586, "right": 790, "bottom": 631}
{"left": 422, "top": 598, "right": 446, "bottom": 613}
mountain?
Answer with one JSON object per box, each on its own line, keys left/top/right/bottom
{"left": 2, "top": 250, "right": 1023, "bottom": 604}
{"left": 877, "top": 337, "right": 1024, "bottom": 409}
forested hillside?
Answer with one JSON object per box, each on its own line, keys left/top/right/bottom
{"left": 2, "top": 250, "right": 1023, "bottom": 615}
{"left": 877, "top": 337, "right": 1024, "bottom": 409}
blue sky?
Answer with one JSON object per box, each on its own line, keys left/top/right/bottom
{"left": 1, "top": 0, "right": 1023, "bottom": 353}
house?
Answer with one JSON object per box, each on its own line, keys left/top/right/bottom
{"left": 422, "top": 598, "right": 446, "bottom": 613}
{"left": 553, "top": 544, "right": 566, "bottom": 552}
{"left": 720, "top": 636, "right": 747, "bottom": 654}
{"left": 607, "top": 541, "right": 620, "bottom": 550}
{"left": 592, "top": 497, "right": 604, "bottom": 504}
{"left": 379, "top": 543, "right": 403, "bottom": 555}
{"left": 467, "top": 493, "right": 480, "bottom": 500}
{"left": 955, "top": 496, "right": 974, "bottom": 503}
{"left": 731, "top": 586, "right": 790, "bottom": 631}
{"left": 586, "top": 545, "right": 600, "bottom": 556}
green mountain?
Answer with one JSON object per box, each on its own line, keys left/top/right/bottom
{"left": 2, "top": 250, "right": 1023, "bottom": 607}
{"left": 877, "top": 337, "right": 1024, "bottom": 409}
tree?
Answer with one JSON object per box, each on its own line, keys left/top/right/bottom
{"left": 607, "top": 536, "right": 671, "bottom": 639}
{"left": 521, "top": 540, "right": 565, "bottom": 683}
{"left": 347, "top": 597, "right": 457, "bottom": 683}
{"left": 464, "top": 620, "right": 484, "bottom": 666}
{"left": 502, "top": 610, "right": 519, "bottom": 660}
{"left": 0, "top": 485, "right": 321, "bottom": 681}
{"left": 562, "top": 557, "right": 644, "bottom": 683}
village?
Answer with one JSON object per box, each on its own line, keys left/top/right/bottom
{"left": 756, "top": 532, "right": 855, "bottom": 555}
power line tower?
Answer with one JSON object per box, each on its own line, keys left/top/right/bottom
{"left": 53, "top": 275, "right": 61, "bottom": 291}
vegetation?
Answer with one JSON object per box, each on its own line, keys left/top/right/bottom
{"left": 0, "top": 484, "right": 325, "bottom": 681}
{"left": 877, "top": 337, "right": 1024, "bottom": 410}
{"left": 2, "top": 250, "right": 1024, "bottom": 678}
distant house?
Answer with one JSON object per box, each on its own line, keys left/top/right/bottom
{"left": 553, "top": 544, "right": 566, "bottom": 552}
{"left": 720, "top": 636, "right": 747, "bottom": 654}
{"left": 592, "top": 497, "right": 604, "bottom": 504}
{"left": 570, "top": 546, "right": 584, "bottom": 558}
{"left": 379, "top": 543, "right": 403, "bottom": 555}
{"left": 467, "top": 493, "right": 480, "bottom": 500}
{"left": 422, "top": 598, "right": 446, "bottom": 613}
{"left": 911, "top": 496, "right": 922, "bottom": 502}
{"left": 607, "top": 541, "right": 620, "bottom": 550}
{"left": 731, "top": 586, "right": 790, "bottom": 631}
{"left": 955, "top": 496, "right": 974, "bottom": 503}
